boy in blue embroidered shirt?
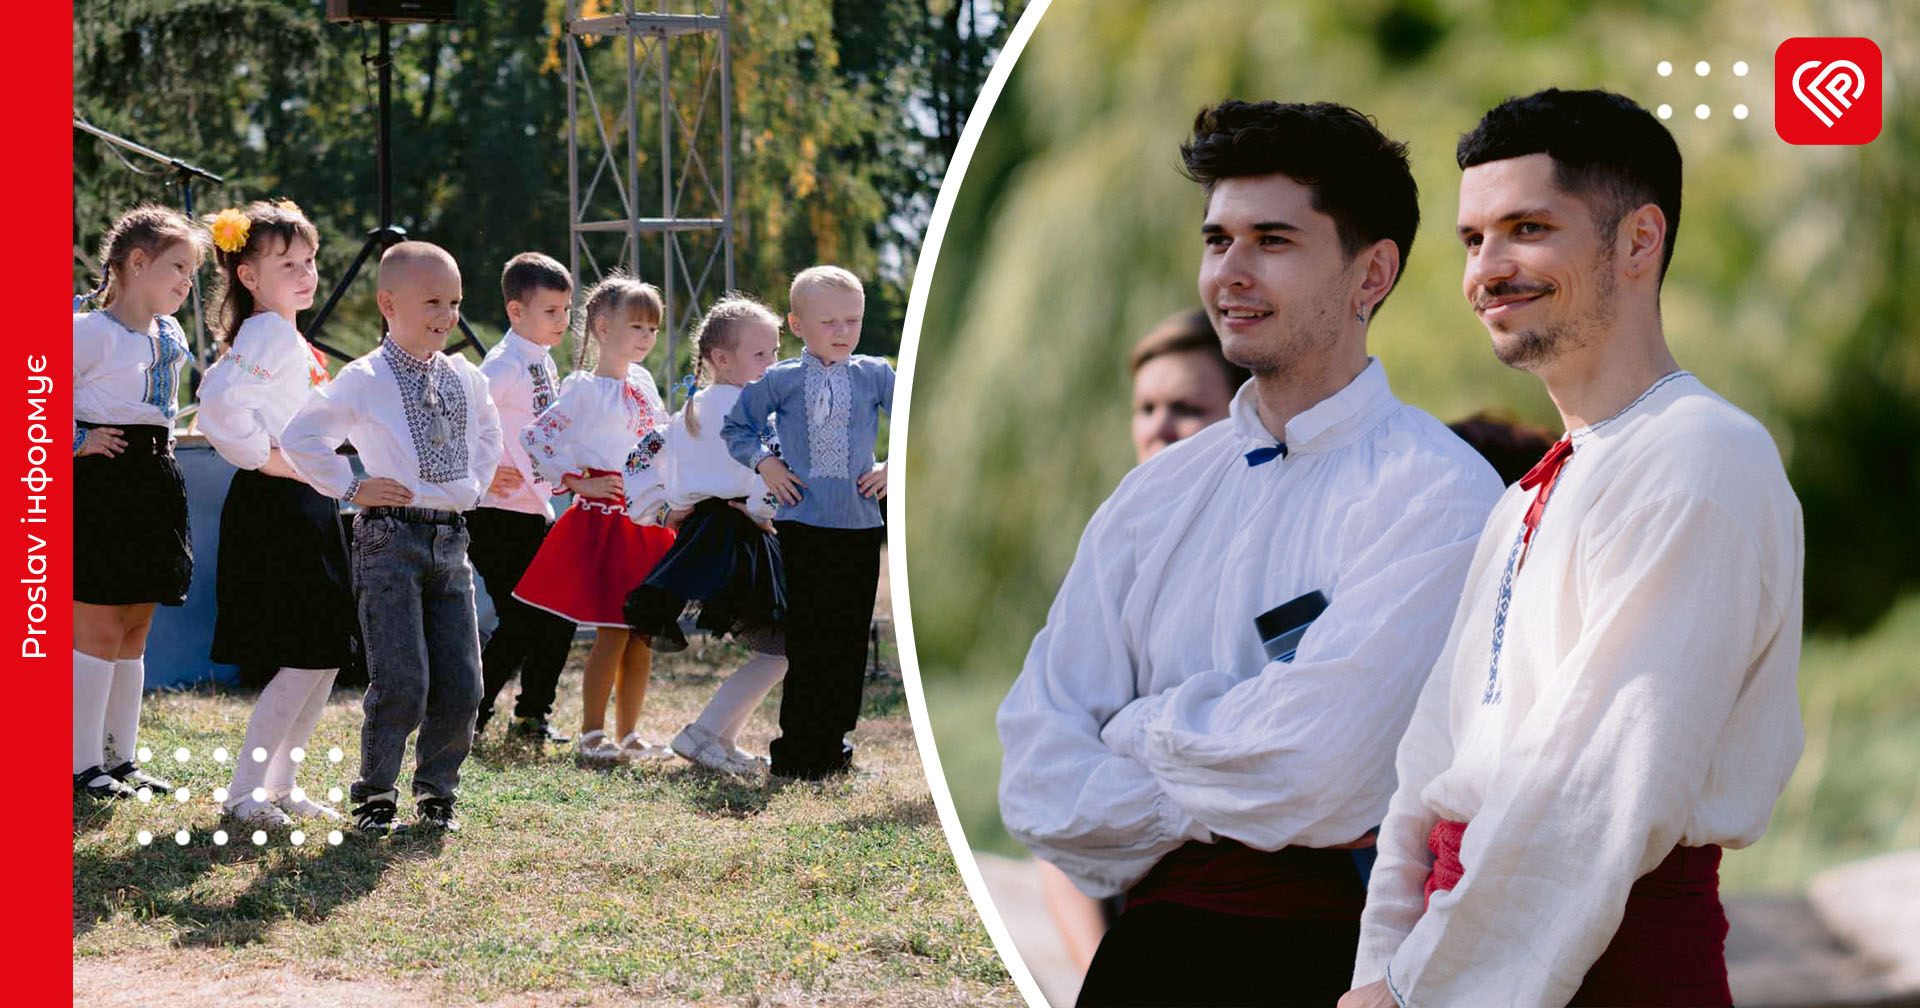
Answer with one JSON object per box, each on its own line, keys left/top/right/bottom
{"left": 723, "top": 265, "right": 893, "bottom": 778}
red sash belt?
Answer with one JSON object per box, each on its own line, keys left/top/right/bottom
{"left": 1126, "top": 838, "right": 1367, "bottom": 920}
{"left": 1425, "top": 819, "right": 1732, "bottom": 1007}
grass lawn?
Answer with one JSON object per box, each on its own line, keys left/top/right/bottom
{"left": 72, "top": 636, "right": 1018, "bottom": 1007}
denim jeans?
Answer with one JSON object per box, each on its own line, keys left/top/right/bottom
{"left": 348, "top": 510, "right": 483, "bottom": 805}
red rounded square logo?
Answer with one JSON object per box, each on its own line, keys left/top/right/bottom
{"left": 1776, "top": 37, "right": 1882, "bottom": 145}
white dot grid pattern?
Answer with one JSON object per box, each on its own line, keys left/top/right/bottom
{"left": 1657, "top": 104, "right": 1674, "bottom": 119}
{"left": 1657, "top": 60, "right": 1673, "bottom": 76}
{"left": 1734, "top": 104, "right": 1749, "bottom": 120}
{"left": 1733, "top": 61, "right": 1749, "bottom": 77}
{"left": 122, "top": 744, "right": 354, "bottom": 850}
{"left": 1696, "top": 104, "right": 1711, "bottom": 119}
{"left": 1695, "top": 60, "right": 1711, "bottom": 76}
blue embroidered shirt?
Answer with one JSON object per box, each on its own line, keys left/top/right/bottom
{"left": 722, "top": 351, "right": 893, "bottom": 529}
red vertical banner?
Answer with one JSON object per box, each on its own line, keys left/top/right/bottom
{"left": 16, "top": 2, "right": 76, "bottom": 1001}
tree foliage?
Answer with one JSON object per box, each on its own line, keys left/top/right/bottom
{"left": 73, "top": 0, "right": 1022, "bottom": 371}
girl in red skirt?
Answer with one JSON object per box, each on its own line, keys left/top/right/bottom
{"left": 513, "top": 275, "right": 676, "bottom": 763}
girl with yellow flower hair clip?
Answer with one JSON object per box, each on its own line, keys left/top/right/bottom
{"left": 194, "top": 199, "right": 356, "bottom": 827}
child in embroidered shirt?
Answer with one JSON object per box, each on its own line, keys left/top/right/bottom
{"left": 71, "top": 204, "right": 209, "bottom": 800}
{"left": 195, "top": 200, "right": 355, "bottom": 826}
{"left": 513, "top": 275, "right": 678, "bottom": 763}
{"left": 279, "top": 241, "right": 503, "bottom": 836}
{"left": 624, "top": 295, "right": 787, "bottom": 775}
{"left": 722, "top": 265, "right": 893, "bottom": 779}
{"left": 469, "top": 252, "right": 578, "bottom": 746}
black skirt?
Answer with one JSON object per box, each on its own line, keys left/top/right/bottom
{"left": 210, "top": 466, "right": 356, "bottom": 669}
{"left": 73, "top": 423, "right": 192, "bottom": 606}
{"left": 624, "top": 497, "right": 786, "bottom": 641}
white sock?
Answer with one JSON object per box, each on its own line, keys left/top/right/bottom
{"left": 265, "top": 668, "right": 337, "bottom": 798}
{"left": 227, "top": 668, "right": 315, "bottom": 805}
{"left": 103, "top": 656, "right": 147, "bottom": 767}
{"left": 73, "top": 651, "right": 114, "bottom": 774}
{"left": 699, "top": 651, "right": 788, "bottom": 747}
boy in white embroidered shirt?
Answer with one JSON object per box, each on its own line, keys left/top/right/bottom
{"left": 468, "top": 252, "right": 578, "bottom": 746}
{"left": 280, "top": 241, "right": 503, "bottom": 837}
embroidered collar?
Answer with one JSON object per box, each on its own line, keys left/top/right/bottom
{"left": 381, "top": 335, "right": 438, "bottom": 376}
{"left": 801, "top": 349, "right": 849, "bottom": 369}
{"left": 1228, "top": 357, "right": 1393, "bottom": 458}
{"left": 1568, "top": 370, "right": 1692, "bottom": 445}
{"left": 500, "top": 330, "right": 556, "bottom": 364}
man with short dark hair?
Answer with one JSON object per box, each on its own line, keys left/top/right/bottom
{"left": 1343, "top": 89, "right": 1804, "bottom": 1008}
{"left": 997, "top": 100, "right": 1502, "bottom": 1006}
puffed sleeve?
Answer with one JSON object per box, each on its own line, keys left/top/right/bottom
{"left": 520, "top": 374, "right": 593, "bottom": 488}
{"left": 196, "top": 320, "right": 305, "bottom": 471}
{"left": 279, "top": 364, "right": 367, "bottom": 501}
{"left": 997, "top": 487, "right": 1215, "bottom": 898}
{"left": 463, "top": 362, "right": 502, "bottom": 503}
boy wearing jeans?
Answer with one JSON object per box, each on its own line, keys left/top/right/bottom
{"left": 281, "top": 241, "right": 503, "bottom": 835}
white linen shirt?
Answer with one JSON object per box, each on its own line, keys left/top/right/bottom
{"left": 279, "top": 338, "right": 502, "bottom": 513}
{"left": 997, "top": 359, "right": 1504, "bottom": 898}
{"left": 476, "top": 330, "right": 563, "bottom": 517}
{"left": 72, "top": 310, "right": 191, "bottom": 438}
{"left": 1354, "top": 372, "right": 1804, "bottom": 1007}
{"left": 196, "top": 312, "right": 331, "bottom": 471}
{"left": 521, "top": 372, "right": 667, "bottom": 507}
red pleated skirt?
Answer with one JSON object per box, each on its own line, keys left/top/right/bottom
{"left": 1425, "top": 819, "right": 1732, "bottom": 1007}
{"left": 513, "top": 494, "right": 675, "bottom": 628}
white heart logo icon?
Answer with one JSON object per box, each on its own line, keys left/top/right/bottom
{"left": 1793, "top": 59, "right": 1867, "bottom": 127}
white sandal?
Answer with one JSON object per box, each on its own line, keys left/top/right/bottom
{"left": 617, "top": 731, "right": 674, "bottom": 762}
{"left": 575, "top": 729, "right": 626, "bottom": 763}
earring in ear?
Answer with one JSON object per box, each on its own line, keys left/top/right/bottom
{"left": 1355, "top": 306, "right": 1369, "bottom": 324}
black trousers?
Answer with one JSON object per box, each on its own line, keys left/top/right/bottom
{"left": 1075, "top": 901, "right": 1360, "bottom": 1008}
{"left": 465, "top": 507, "right": 576, "bottom": 722}
{"left": 768, "top": 521, "right": 884, "bottom": 774}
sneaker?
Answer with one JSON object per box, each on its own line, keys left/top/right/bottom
{"left": 414, "top": 796, "right": 459, "bottom": 831}
{"left": 73, "top": 765, "right": 137, "bottom": 800}
{"left": 670, "top": 724, "right": 765, "bottom": 776}
{"left": 275, "top": 790, "right": 343, "bottom": 821}
{"left": 618, "top": 731, "right": 675, "bottom": 762}
{"left": 107, "top": 760, "right": 176, "bottom": 794}
{"left": 351, "top": 791, "right": 398, "bottom": 838}
{"left": 225, "top": 796, "right": 295, "bottom": 828}
{"left": 575, "top": 729, "right": 626, "bottom": 764}
{"left": 508, "top": 716, "right": 571, "bottom": 746}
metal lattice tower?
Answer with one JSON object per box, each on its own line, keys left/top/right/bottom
{"left": 564, "top": 0, "right": 735, "bottom": 397}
